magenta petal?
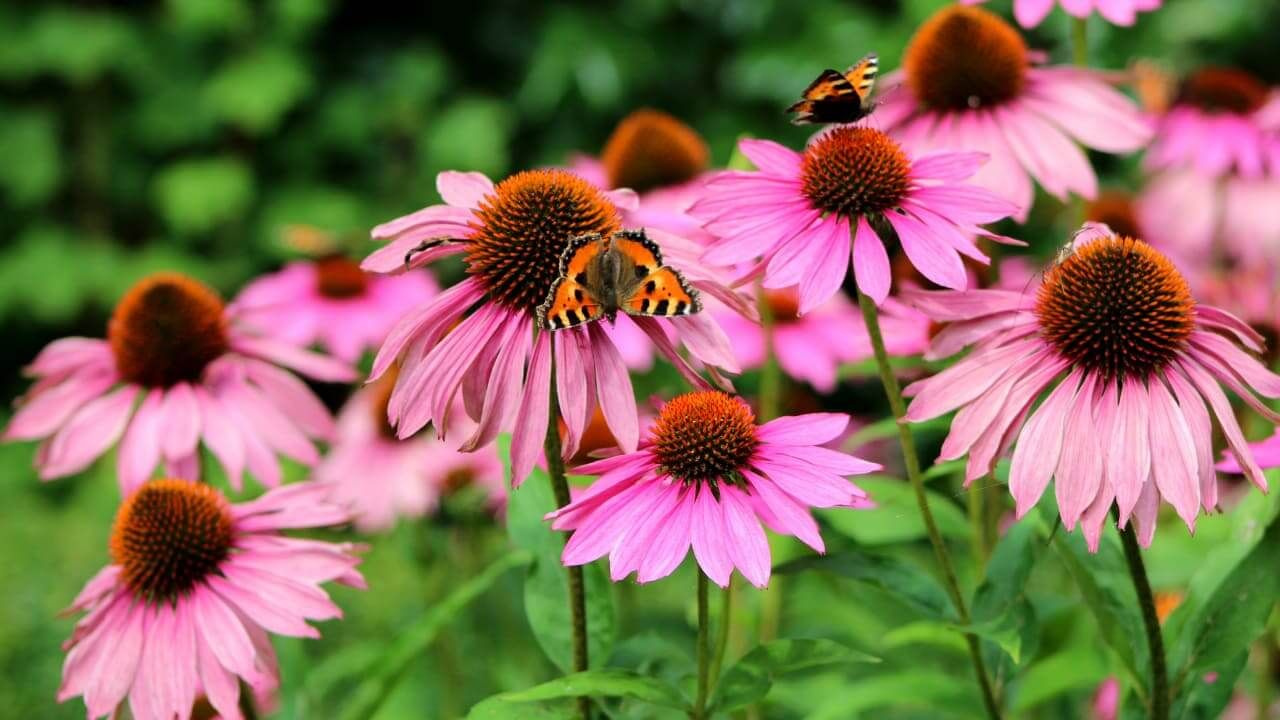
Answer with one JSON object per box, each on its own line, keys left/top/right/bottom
{"left": 744, "top": 471, "right": 825, "bottom": 552}
{"left": 1009, "top": 370, "right": 1081, "bottom": 517}
{"left": 1054, "top": 374, "right": 1102, "bottom": 529}
{"left": 436, "top": 170, "right": 493, "bottom": 209}
{"left": 886, "top": 208, "right": 967, "bottom": 290}
{"left": 42, "top": 384, "right": 139, "bottom": 480}
{"left": 510, "top": 332, "right": 551, "bottom": 487}
{"left": 1180, "top": 359, "right": 1268, "bottom": 492}
{"left": 757, "top": 412, "right": 848, "bottom": 446}
{"left": 797, "top": 215, "right": 851, "bottom": 315}
{"left": 118, "top": 389, "right": 164, "bottom": 492}
{"left": 738, "top": 138, "right": 803, "bottom": 176}
{"left": 4, "top": 370, "right": 117, "bottom": 441}
{"left": 718, "top": 487, "right": 771, "bottom": 588}
{"left": 461, "top": 317, "right": 529, "bottom": 452}
{"left": 670, "top": 313, "right": 740, "bottom": 374}
{"left": 690, "top": 489, "right": 733, "bottom": 587}
{"left": 555, "top": 326, "right": 593, "bottom": 459}
{"left": 1146, "top": 378, "right": 1201, "bottom": 529}
{"left": 636, "top": 490, "right": 696, "bottom": 582}
{"left": 370, "top": 277, "right": 485, "bottom": 382}
{"left": 611, "top": 483, "right": 682, "bottom": 581}
{"left": 160, "top": 382, "right": 201, "bottom": 462}
{"left": 562, "top": 482, "right": 661, "bottom": 566}
{"left": 196, "top": 627, "right": 242, "bottom": 720}
{"left": 906, "top": 340, "right": 1040, "bottom": 421}
{"left": 587, "top": 323, "right": 639, "bottom": 453}
{"left": 192, "top": 586, "right": 258, "bottom": 678}
{"left": 1109, "top": 378, "right": 1152, "bottom": 523}
{"left": 851, "top": 215, "right": 891, "bottom": 305}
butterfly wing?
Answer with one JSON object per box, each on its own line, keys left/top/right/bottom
{"left": 787, "top": 69, "right": 864, "bottom": 125}
{"left": 609, "top": 231, "right": 701, "bottom": 318}
{"left": 540, "top": 233, "right": 606, "bottom": 330}
{"left": 843, "top": 53, "right": 879, "bottom": 108}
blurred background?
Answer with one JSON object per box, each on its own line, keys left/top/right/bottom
{"left": 3, "top": 0, "right": 1279, "bottom": 717}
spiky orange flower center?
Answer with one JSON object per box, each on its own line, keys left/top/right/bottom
{"left": 653, "top": 391, "right": 758, "bottom": 486}
{"left": 315, "top": 256, "right": 370, "bottom": 299}
{"left": 467, "top": 169, "right": 621, "bottom": 312}
{"left": 802, "top": 127, "right": 911, "bottom": 218}
{"left": 904, "top": 5, "right": 1029, "bottom": 112}
{"left": 1085, "top": 192, "right": 1143, "bottom": 241}
{"left": 763, "top": 289, "right": 801, "bottom": 324}
{"left": 110, "top": 479, "right": 233, "bottom": 602}
{"left": 1036, "top": 236, "right": 1194, "bottom": 381}
{"left": 1179, "top": 67, "right": 1268, "bottom": 115}
{"left": 109, "top": 273, "right": 230, "bottom": 388}
{"left": 601, "top": 109, "right": 709, "bottom": 193}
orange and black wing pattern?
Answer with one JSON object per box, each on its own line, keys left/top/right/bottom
{"left": 786, "top": 53, "right": 878, "bottom": 125}
{"left": 612, "top": 231, "right": 701, "bottom": 319}
{"left": 539, "top": 233, "right": 605, "bottom": 330}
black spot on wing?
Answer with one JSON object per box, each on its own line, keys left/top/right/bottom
{"left": 575, "top": 272, "right": 588, "bottom": 284}
{"left": 640, "top": 298, "right": 650, "bottom": 313}
{"left": 654, "top": 299, "right": 670, "bottom": 315}
{"left": 574, "top": 288, "right": 584, "bottom": 302}
{"left": 674, "top": 300, "right": 688, "bottom": 315}
{"left": 565, "top": 309, "right": 581, "bottom": 325}
{"left": 634, "top": 265, "right": 647, "bottom": 279}
{"left": 645, "top": 280, "right": 656, "bottom": 293}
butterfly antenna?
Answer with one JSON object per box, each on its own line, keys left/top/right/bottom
{"left": 403, "top": 237, "right": 465, "bottom": 269}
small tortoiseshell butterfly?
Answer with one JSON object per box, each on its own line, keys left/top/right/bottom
{"left": 539, "top": 229, "right": 701, "bottom": 331}
{"left": 786, "top": 53, "right": 879, "bottom": 125}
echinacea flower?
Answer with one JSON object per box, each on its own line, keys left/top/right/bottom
{"left": 545, "top": 390, "right": 878, "bottom": 587}
{"left": 961, "top": 0, "right": 1161, "bottom": 28}
{"left": 902, "top": 224, "right": 1280, "bottom": 550}
{"left": 1139, "top": 68, "right": 1280, "bottom": 263}
{"left": 59, "top": 479, "right": 364, "bottom": 720}
{"left": 234, "top": 256, "right": 437, "bottom": 363}
{"left": 4, "top": 273, "right": 354, "bottom": 492}
{"left": 713, "top": 288, "right": 930, "bottom": 392}
{"left": 1219, "top": 430, "right": 1280, "bottom": 474}
{"left": 315, "top": 369, "right": 505, "bottom": 532}
{"left": 362, "top": 169, "right": 749, "bottom": 485}
{"left": 876, "top": 5, "right": 1152, "bottom": 219}
{"left": 690, "top": 127, "right": 1019, "bottom": 310}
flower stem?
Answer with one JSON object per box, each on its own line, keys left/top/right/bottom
{"left": 1071, "top": 17, "right": 1088, "bottom": 67}
{"left": 1118, "top": 519, "right": 1169, "bottom": 720}
{"left": 708, "top": 576, "right": 733, "bottom": 688}
{"left": 545, "top": 343, "right": 590, "bottom": 720}
{"left": 856, "top": 289, "right": 1003, "bottom": 720}
{"left": 693, "top": 571, "right": 711, "bottom": 720}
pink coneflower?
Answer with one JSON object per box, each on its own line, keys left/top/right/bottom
{"left": 1139, "top": 68, "right": 1280, "bottom": 263}
{"left": 362, "top": 169, "right": 747, "bottom": 485}
{"left": 59, "top": 479, "right": 364, "bottom": 720}
{"left": 713, "top": 288, "right": 930, "bottom": 392}
{"left": 1219, "top": 431, "right": 1280, "bottom": 473}
{"left": 545, "top": 390, "right": 878, "bottom": 587}
{"left": 961, "top": 0, "right": 1161, "bottom": 28}
{"left": 234, "top": 256, "right": 437, "bottom": 363}
{"left": 875, "top": 5, "right": 1151, "bottom": 219}
{"left": 690, "top": 128, "right": 1019, "bottom": 310}
{"left": 315, "top": 369, "right": 505, "bottom": 532}
{"left": 902, "top": 224, "right": 1279, "bottom": 550}
{"left": 4, "top": 273, "right": 354, "bottom": 492}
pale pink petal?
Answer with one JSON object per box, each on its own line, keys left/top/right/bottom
{"left": 910, "top": 151, "right": 988, "bottom": 182}
{"left": 1146, "top": 378, "right": 1201, "bottom": 529}
{"left": 160, "top": 382, "right": 200, "bottom": 462}
{"left": 231, "top": 335, "right": 356, "bottom": 383}
{"left": 1010, "top": 370, "right": 1082, "bottom": 517}
{"left": 436, "top": 171, "right": 494, "bottom": 209}
{"left": 510, "top": 332, "right": 551, "bottom": 487}
{"left": 690, "top": 489, "right": 734, "bottom": 587}
{"left": 1110, "top": 378, "right": 1152, "bottom": 523}
{"left": 1180, "top": 360, "right": 1267, "bottom": 491}
{"left": 1054, "top": 374, "right": 1102, "bottom": 529}
{"left": 40, "top": 384, "right": 138, "bottom": 480}
{"left": 588, "top": 322, "right": 639, "bottom": 453}
{"left": 118, "top": 389, "right": 164, "bottom": 493}
{"left": 4, "top": 370, "right": 117, "bottom": 441}
{"left": 1164, "top": 369, "right": 1217, "bottom": 511}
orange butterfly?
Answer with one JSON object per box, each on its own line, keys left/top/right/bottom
{"left": 786, "top": 53, "right": 879, "bottom": 125}
{"left": 539, "top": 229, "right": 701, "bottom": 331}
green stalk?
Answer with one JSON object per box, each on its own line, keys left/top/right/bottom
{"left": 1117, "top": 519, "right": 1169, "bottom": 720}
{"left": 545, "top": 341, "right": 590, "bottom": 720}
{"left": 693, "top": 572, "right": 711, "bottom": 719}
{"left": 707, "top": 577, "right": 733, "bottom": 690}
{"left": 856, "top": 289, "right": 1003, "bottom": 720}
{"left": 1071, "top": 17, "right": 1089, "bottom": 67}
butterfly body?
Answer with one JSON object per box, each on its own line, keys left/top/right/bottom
{"left": 539, "top": 230, "right": 701, "bottom": 331}
{"left": 787, "top": 53, "right": 879, "bottom": 125}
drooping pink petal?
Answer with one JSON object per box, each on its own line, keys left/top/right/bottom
{"left": 690, "top": 488, "right": 734, "bottom": 587}
{"left": 718, "top": 487, "right": 772, "bottom": 588}
{"left": 744, "top": 471, "right": 824, "bottom": 552}
{"left": 1109, "top": 378, "right": 1152, "bottom": 523}
{"left": 4, "top": 369, "right": 117, "bottom": 441}
{"left": 1146, "top": 378, "right": 1201, "bottom": 529}
{"left": 510, "top": 331, "right": 552, "bottom": 487}
{"left": 1009, "top": 370, "right": 1082, "bottom": 517}
{"left": 1054, "top": 374, "right": 1102, "bottom": 529}
{"left": 40, "top": 385, "right": 138, "bottom": 479}
{"left": 1164, "top": 368, "right": 1217, "bottom": 511}
{"left": 588, "top": 322, "right": 639, "bottom": 453}
{"left": 160, "top": 382, "right": 201, "bottom": 463}
{"left": 118, "top": 389, "right": 164, "bottom": 492}
{"left": 851, "top": 215, "right": 891, "bottom": 305}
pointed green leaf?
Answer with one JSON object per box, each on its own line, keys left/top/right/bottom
{"left": 711, "top": 638, "right": 879, "bottom": 712}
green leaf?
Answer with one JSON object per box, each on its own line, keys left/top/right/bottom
{"left": 1169, "top": 512, "right": 1280, "bottom": 695}
{"left": 337, "top": 550, "right": 533, "bottom": 720}
{"left": 6, "top": 9, "right": 139, "bottom": 83}
{"left": 1051, "top": 528, "right": 1147, "bottom": 695}
{"left": 421, "top": 96, "right": 512, "bottom": 177}
{"left": 710, "top": 638, "right": 879, "bottom": 713}
{"left": 153, "top": 157, "right": 254, "bottom": 234}
{"left": 481, "top": 669, "right": 687, "bottom": 709}
{"left": 776, "top": 550, "right": 953, "bottom": 619}
{"left": 0, "top": 109, "right": 61, "bottom": 205}
{"left": 950, "top": 609, "right": 1028, "bottom": 665}
{"left": 1171, "top": 651, "right": 1247, "bottom": 720}
{"left": 805, "top": 670, "right": 979, "bottom": 719}
{"left": 204, "top": 48, "right": 312, "bottom": 134}
{"left": 501, "top": 436, "right": 617, "bottom": 673}
{"left": 1011, "top": 647, "right": 1109, "bottom": 713}
{"left": 466, "top": 697, "right": 578, "bottom": 720}
{"left": 819, "top": 475, "right": 970, "bottom": 545}
{"left": 968, "top": 515, "right": 1043, "bottom": 668}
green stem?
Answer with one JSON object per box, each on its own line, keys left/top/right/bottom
{"left": 693, "top": 572, "right": 711, "bottom": 720}
{"left": 967, "top": 475, "right": 989, "bottom": 569}
{"left": 545, "top": 340, "right": 590, "bottom": 720}
{"left": 1118, "top": 519, "right": 1169, "bottom": 720}
{"left": 708, "top": 576, "right": 733, "bottom": 689}
{"left": 856, "top": 290, "right": 1003, "bottom": 720}
{"left": 1071, "top": 17, "right": 1088, "bottom": 67}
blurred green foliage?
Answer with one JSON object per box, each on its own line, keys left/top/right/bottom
{"left": 4, "top": 0, "right": 1280, "bottom": 718}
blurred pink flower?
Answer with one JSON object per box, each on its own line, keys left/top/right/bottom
{"left": 877, "top": 5, "right": 1151, "bottom": 220}
{"left": 903, "top": 225, "right": 1279, "bottom": 550}
{"left": 315, "top": 371, "right": 505, "bottom": 532}
{"left": 713, "top": 289, "right": 930, "bottom": 392}
{"left": 689, "top": 129, "right": 1018, "bottom": 310}
{"left": 362, "top": 169, "right": 751, "bottom": 486}
{"left": 1091, "top": 677, "right": 1119, "bottom": 720}
{"left": 961, "top": 0, "right": 1161, "bottom": 27}
{"left": 59, "top": 479, "right": 363, "bottom": 720}
{"left": 234, "top": 257, "right": 437, "bottom": 363}
{"left": 4, "top": 273, "right": 354, "bottom": 492}
{"left": 547, "top": 391, "right": 878, "bottom": 588}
